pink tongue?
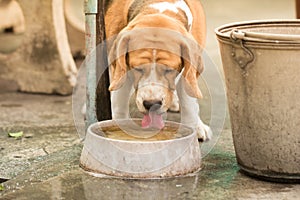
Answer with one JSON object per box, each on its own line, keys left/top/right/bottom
{"left": 142, "top": 112, "right": 165, "bottom": 129}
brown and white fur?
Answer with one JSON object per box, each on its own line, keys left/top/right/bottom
{"left": 105, "top": 0, "right": 211, "bottom": 141}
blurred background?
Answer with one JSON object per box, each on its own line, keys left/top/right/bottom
{"left": 0, "top": 0, "right": 299, "bottom": 199}
{"left": 0, "top": 0, "right": 297, "bottom": 95}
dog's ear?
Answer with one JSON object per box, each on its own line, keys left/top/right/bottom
{"left": 108, "top": 32, "right": 130, "bottom": 91}
{"left": 180, "top": 36, "right": 204, "bottom": 98}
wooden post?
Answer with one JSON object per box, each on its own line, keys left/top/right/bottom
{"left": 297, "top": 0, "right": 300, "bottom": 18}
{"left": 96, "top": 0, "right": 112, "bottom": 121}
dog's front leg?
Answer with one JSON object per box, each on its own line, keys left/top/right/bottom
{"left": 176, "top": 77, "right": 212, "bottom": 141}
{"left": 111, "top": 77, "right": 133, "bottom": 119}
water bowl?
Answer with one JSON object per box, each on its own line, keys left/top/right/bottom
{"left": 80, "top": 119, "right": 201, "bottom": 179}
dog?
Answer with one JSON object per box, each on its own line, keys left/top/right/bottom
{"left": 105, "top": 0, "right": 211, "bottom": 141}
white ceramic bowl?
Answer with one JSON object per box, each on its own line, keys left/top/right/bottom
{"left": 80, "top": 119, "right": 201, "bottom": 179}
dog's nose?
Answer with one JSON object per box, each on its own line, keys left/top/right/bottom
{"left": 143, "top": 100, "right": 162, "bottom": 111}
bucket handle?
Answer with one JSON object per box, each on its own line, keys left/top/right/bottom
{"left": 230, "top": 30, "right": 255, "bottom": 70}
{"left": 231, "top": 29, "right": 300, "bottom": 42}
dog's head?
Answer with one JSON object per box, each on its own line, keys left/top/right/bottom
{"left": 108, "top": 26, "right": 203, "bottom": 127}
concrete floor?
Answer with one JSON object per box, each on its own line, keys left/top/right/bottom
{"left": 1, "top": 0, "right": 300, "bottom": 199}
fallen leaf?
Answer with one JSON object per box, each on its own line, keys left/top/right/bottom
{"left": 8, "top": 131, "right": 23, "bottom": 139}
{"left": 0, "top": 184, "right": 4, "bottom": 191}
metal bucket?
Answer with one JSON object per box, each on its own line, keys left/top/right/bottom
{"left": 216, "top": 20, "right": 300, "bottom": 182}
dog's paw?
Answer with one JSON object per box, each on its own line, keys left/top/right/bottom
{"left": 168, "top": 101, "right": 180, "bottom": 112}
{"left": 81, "top": 103, "right": 86, "bottom": 120}
{"left": 168, "top": 92, "right": 180, "bottom": 112}
{"left": 195, "top": 123, "right": 212, "bottom": 142}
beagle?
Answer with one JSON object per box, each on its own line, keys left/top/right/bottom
{"left": 105, "top": 0, "right": 211, "bottom": 141}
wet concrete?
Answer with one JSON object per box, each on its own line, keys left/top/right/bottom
{"left": 1, "top": 0, "right": 300, "bottom": 199}
{"left": 1, "top": 131, "right": 299, "bottom": 200}
{"left": 0, "top": 93, "right": 80, "bottom": 181}
{"left": 0, "top": 92, "right": 299, "bottom": 199}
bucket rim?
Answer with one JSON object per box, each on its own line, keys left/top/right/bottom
{"left": 215, "top": 19, "right": 300, "bottom": 43}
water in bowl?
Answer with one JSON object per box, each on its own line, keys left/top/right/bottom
{"left": 92, "top": 122, "right": 192, "bottom": 142}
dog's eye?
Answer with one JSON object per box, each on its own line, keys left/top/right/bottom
{"left": 134, "top": 68, "right": 144, "bottom": 73}
{"left": 164, "top": 69, "right": 174, "bottom": 74}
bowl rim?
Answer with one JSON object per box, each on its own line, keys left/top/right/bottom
{"left": 86, "top": 118, "right": 196, "bottom": 144}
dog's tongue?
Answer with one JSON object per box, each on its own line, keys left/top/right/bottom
{"left": 142, "top": 112, "right": 164, "bottom": 129}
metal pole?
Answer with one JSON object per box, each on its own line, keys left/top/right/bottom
{"left": 85, "top": 0, "right": 98, "bottom": 128}
{"left": 85, "top": 0, "right": 111, "bottom": 130}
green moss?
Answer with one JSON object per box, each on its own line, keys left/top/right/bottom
{"left": 202, "top": 148, "right": 240, "bottom": 189}
{"left": 0, "top": 184, "right": 4, "bottom": 191}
